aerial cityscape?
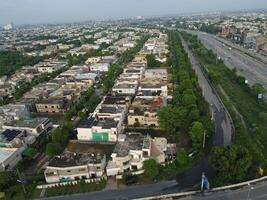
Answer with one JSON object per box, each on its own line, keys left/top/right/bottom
{"left": 0, "top": 1, "right": 267, "bottom": 200}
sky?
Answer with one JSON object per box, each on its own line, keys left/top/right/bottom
{"left": 0, "top": 0, "right": 266, "bottom": 25}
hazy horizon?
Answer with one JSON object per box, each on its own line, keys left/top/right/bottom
{"left": 0, "top": 0, "right": 267, "bottom": 26}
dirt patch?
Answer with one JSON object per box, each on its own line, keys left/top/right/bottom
{"left": 66, "top": 140, "right": 115, "bottom": 156}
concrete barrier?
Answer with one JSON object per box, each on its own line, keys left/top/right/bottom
{"left": 134, "top": 175, "right": 267, "bottom": 200}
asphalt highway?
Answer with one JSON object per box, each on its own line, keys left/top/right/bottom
{"left": 180, "top": 36, "right": 233, "bottom": 146}
{"left": 195, "top": 31, "right": 267, "bottom": 89}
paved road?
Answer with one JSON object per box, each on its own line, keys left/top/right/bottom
{"left": 214, "top": 36, "right": 267, "bottom": 65}
{"left": 41, "top": 180, "right": 181, "bottom": 200}
{"left": 178, "top": 181, "right": 267, "bottom": 200}
{"left": 193, "top": 31, "right": 267, "bottom": 90}
{"left": 180, "top": 36, "right": 233, "bottom": 146}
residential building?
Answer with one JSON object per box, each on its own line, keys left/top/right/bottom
{"left": 44, "top": 152, "right": 106, "bottom": 183}
{"left": 35, "top": 99, "right": 67, "bottom": 113}
{"left": 0, "top": 148, "right": 22, "bottom": 172}
{"left": 2, "top": 117, "right": 52, "bottom": 137}
{"left": 106, "top": 133, "right": 166, "bottom": 176}
{"left": 0, "top": 129, "right": 31, "bottom": 148}
{"left": 144, "top": 68, "right": 168, "bottom": 81}
{"left": 89, "top": 63, "right": 110, "bottom": 72}
{"left": 77, "top": 117, "right": 122, "bottom": 142}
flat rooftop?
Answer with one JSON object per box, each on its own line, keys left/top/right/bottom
{"left": 3, "top": 117, "right": 49, "bottom": 129}
{"left": 0, "top": 129, "right": 24, "bottom": 143}
{"left": 103, "top": 94, "right": 132, "bottom": 105}
{"left": 78, "top": 117, "right": 119, "bottom": 129}
{"left": 0, "top": 148, "right": 19, "bottom": 163}
{"left": 98, "top": 105, "right": 124, "bottom": 114}
{"left": 113, "top": 133, "right": 144, "bottom": 157}
{"left": 48, "top": 152, "right": 105, "bottom": 168}
{"left": 113, "top": 84, "right": 137, "bottom": 89}
{"left": 67, "top": 140, "right": 115, "bottom": 156}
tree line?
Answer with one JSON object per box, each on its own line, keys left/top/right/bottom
{"left": 182, "top": 31, "right": 267, "bottom": 186}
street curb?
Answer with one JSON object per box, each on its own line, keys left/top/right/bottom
{"left": 134, "top": 175, "right": 267, "bottom": 200}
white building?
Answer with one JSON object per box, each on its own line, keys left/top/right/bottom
{"left": 44, "top": 153, "right": 106, "bottom": 183}
{"left": 77, "top": 118, "right": 122, "bottom": 142}
{"left": 112, "top": 84, "right": 138, "bottom": 95}
{"left": 144, "top": 68, "right": 168, "bottom": 81}
{"left": 2, "top": 117, "right": 52, "bottom": 137}
{"left": 0, "top": 104, "right": 30, "bottom": 128}
{"left": 106, "top": 133, "right": 166, "bottom": 177}
{"left": 89, "top": 63, "right": 110, "bottom": 72}
{"left": 85, "top": 57, "right": 102, "bottom": 64}
{"left": 0, "top": 148, "right": 22, "bottom": 172}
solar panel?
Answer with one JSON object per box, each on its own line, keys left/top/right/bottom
{"left": 1, "top": 129, "right": 22, "bottom": 142}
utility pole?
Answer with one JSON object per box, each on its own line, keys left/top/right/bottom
{"left": 201, "top": 172, "right": 205, "bottom": 195}
{"left": 202, "top": 130, "right": 206, "bottom": 148}
{"left": 247, "top": 183, "right": 254, "bottom": 200}
{"left": 16, "top": 168, "right": 26, "bottom": 195}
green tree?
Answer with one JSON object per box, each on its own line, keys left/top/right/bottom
{"left": 189, "top": 121, "right": 204, "bottom": 149}
{"left": 45, "top": 143, "right": 58, "bottom": 157}
{"left": 259, "top": 112, "right": 267, "bottom": 123}
{"left": 143, "top": 159, "right": 159, "bottom": 180}
{"left": 146, "top": 54, "right": 161, "bottom": 68}
{"left": 252, "top": 83, "right": 266, "bottom": 96}
{"left": 0, "top": 171, "right": 13, "bottom": 190}
{"left": 182, "top": 93, "right": 196, "bottom": 106}
{"left": 52, "top": 128, "right": 69, "bottom": 144}
{"left": 175, "top": 149, "right": 189, "bottom": 168}
{"left": 210, "top": 145, "right": 252, "bottom": 183}
{"left": 27, "top": 147, "right": 37, "bottom": 159}
{"left": 159, "top": 106, "right": 186, "bottom": 135}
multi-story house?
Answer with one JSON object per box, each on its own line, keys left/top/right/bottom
{"left": 44, "top": 152, "right": 106, "bottom": 183}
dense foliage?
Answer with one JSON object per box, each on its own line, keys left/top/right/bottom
{"left": 159, "top": 31, "right": 214, "bottom": 151}
{"left": 0, "top": 51, "right": 42, "bottom": 77}
{"left": 145, "top": 54, "right": 162, "bottom": 68}
{"left": 182, "top": 31, "right": 267, "bottom": 185}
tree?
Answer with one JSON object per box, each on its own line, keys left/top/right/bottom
{"left": 175, "top": 149, "right": 189, "bottom": 168}
{"left": 0, "top": 171, "right": 13, "bottom": 190}
{"left": 259, "top": 112, "right": 267, "bottom": 123}
{"left": 27, "top": 147, "right": 37, "bottom": 159}
{"left": 189, "top": 121, "right": 204, "bottom": 149}
{"left": 182, "top": 93, "right": 197, "bottom": 107}
{"left": 159, "top": 106, "right": 186, "bottom": 135}
{"left": 209, "top": 145, "right": 252, "bottom": 183}
{"left": 252, "top": 83, "right": 266, "bottom": 96}
{"left": 52, "top": 128, "right": 69, "bottom": 144}
{"left": 179, "top": 79, "right": 193, "bottom": 92}
{"left": 45, "top": 143, "right": 58, "bottom": 157}
{"left": 143, "top": 159, "right": 159, "bottom": 180}
{"left": 146, "top": 54, "right": 161, "bottom": 68}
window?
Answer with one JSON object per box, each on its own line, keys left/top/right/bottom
{"left": 79, "top": 168, "right": 86, "bottom": 172}
{"left": 123, "top": 161, "right": 129, "bottom": 165}
{"left": 143, "top": 151, "right": 148, "bottom": 158}
{"left": 67, "top": 170, "right": 71, "bottom": 173}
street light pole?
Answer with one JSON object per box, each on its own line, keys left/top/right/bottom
{"left": 247, "top": 183, "right": 254, "bottom": 200}
{"left": 203, "top": 131, "right": 206, "bottom": 148}
{"left": 16, "top": 168, "right": 26, "bottom": 195}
